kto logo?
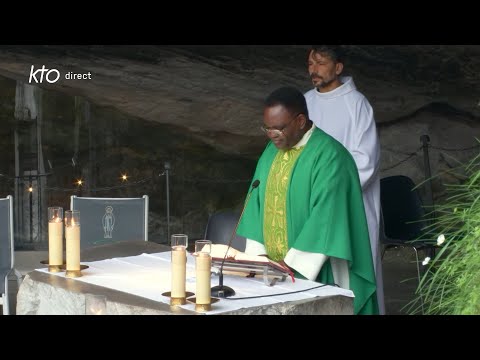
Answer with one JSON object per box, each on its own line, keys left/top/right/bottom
{"left": 29, "top": 65, "right": 60, "bottom": 84}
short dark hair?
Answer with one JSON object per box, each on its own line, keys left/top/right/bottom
{"left": 309, "top": 45, "right": 344, "bottom": 64}
{"left": 265, "top": 86, "right": 309, "bottom": 119}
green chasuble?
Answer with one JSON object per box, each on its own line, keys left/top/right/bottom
{"left": 237, "top": 128, "right": 378, "bottom": 315}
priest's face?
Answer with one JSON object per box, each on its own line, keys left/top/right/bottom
{"left": 263, "top": 105, "right": 302, "bottom": 150}
{"left": 308, "top": 50, "right": 343, "bottom": 93}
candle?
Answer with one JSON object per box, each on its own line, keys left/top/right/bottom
{"left": 195, "top": 252, "right": 211, "bottom": 305}
{"left": 171, "top": 246, "right": 186, "bottom": 298}
{"left": 48, "top": 207, "right": 63, "bottom": 266}
{"left": 66, "top": 225, "right": 80, "bottom": 270}
{"left": 65, "top": 210, "right": 81, "bottom": 271}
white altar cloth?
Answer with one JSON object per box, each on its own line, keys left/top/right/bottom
{"left": 36, "top": 251, "right": 353, "bottom": 315}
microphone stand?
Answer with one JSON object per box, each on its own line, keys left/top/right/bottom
{"left": 211, "top": 180, "right": 260, "bottom": 298}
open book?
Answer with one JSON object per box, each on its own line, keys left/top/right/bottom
{"left": 209, "top": 244, "right": 295, "bottom": 282}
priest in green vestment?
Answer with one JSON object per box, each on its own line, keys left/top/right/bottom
{"left": 236, "top": 86, "right": 378, "bottom": 315}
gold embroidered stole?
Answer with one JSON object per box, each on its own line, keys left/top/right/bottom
{"left": 263, "top": 147, "right": 304, "bottom": 261}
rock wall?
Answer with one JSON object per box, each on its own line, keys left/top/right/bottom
{"left": 0, "top": 45, "right": 479, "bottom": 247}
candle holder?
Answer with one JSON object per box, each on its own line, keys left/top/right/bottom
{"left": 171, "top": 294, "right": 187, "bottom": 306}
{"left": 48, "top": 207, "right": 64, "bottom": 270}
{"left": 40, "top": 260, "right": 65, "bottom": 273}
{"left": 187, "top": 297, "right": 220, "bottom": 313}
{"left": 194, "top": 239, "right": 212, "bottom": 256}
{"left": 170, "top": 234, "right": 188, "bottom": 306}
{"left": 171, "top": 233, "right": 188, "bottom": 248}
{"left": 63, "top": 264, "right": 89, "bottom": 278}
{"left": 161, "top": 291, "right": 195, "bottom": 305}
{"left": 65, "top": 210, "right": 81, "bottom": 276}
{"left": 194, "top": 240, "right": 212, "bottom": 311}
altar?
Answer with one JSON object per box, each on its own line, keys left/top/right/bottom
{"left": 16, "top": 241, "right": 354, "bottom": 315}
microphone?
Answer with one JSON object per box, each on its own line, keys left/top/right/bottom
{"left": 211, "top": 179, "right": 260, "bottom": 298}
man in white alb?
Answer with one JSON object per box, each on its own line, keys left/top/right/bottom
{"left": 304, "top": 45, "right": 384, "bottom": 315}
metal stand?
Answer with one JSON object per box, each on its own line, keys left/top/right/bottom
{"left": 212, "top": 259, "right": 289, "bottom": 287}
{"left": 164, "top": 161, "right": 171, "bottom": 243}
{"left": 420, "top": 135, "right": 436, "bottom": 259}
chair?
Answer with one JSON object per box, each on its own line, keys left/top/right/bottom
{"left": 71, "top": 195, "right": 149, "bottom": 249}
{"left": 204, "top": 210, "right": 246, "bottom": 252}
{"left": 380, "top": 175, "right": 436, "bottom": 286}
{"left": 0, "top": 196, "right": 15, "bottom": 315}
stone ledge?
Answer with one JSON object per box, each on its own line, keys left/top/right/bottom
{"left": 17, "top": 271, "right": 353, "bottom": 315}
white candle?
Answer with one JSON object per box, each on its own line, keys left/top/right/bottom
{"left": 48, "top": 218, "right": 63, "bottom": 265}
{"left": 195, "top": 252, "right": 211, "bottom": 305}
{"left": 66, "top": 223, "right": 80, "bottom": 271}
{"left": 171, "top": 246, "right": 186, "bottom": 298}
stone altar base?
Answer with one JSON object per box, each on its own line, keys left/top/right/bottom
{"left": 16, "top": 241, "right": 354, "bottom": 315}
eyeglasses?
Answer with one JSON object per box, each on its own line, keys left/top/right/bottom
{"left": 260, "top": 113, "right": 299, "bottom": 137}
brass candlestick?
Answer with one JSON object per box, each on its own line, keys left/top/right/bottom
{"left": 40, "top": 260, "right": 64, "bottom": 273}
{"left": 195, "top": 302, "right": 212, "bottom": 312}
{"left": 187, "top": 297, "right": 219, "bottom": 313}
{"left": 62, "top": 264, "right": 89, "bottom": 278}
{"left": 171, "top": 296, "right": 187, "bottom": 306}
{"left": 65, "top": 269, "right": 82, "bottom": 278}
{"left": 161, "top": 291, "right": 195, "bottom": 306}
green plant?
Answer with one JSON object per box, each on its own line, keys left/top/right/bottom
{"left": 410, "top": 153, "right": 480, "bottom": 315}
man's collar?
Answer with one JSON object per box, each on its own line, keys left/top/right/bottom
{"left": 293, "top": 124, "right": 315, "bottom": 149}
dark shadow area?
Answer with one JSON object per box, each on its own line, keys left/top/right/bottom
{"left": 0, "top": 75, "right": 258, "bottom": 249}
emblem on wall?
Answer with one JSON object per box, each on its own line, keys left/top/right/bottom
{"left": 102, "top": 206, "right": 115, "bottom": 239}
